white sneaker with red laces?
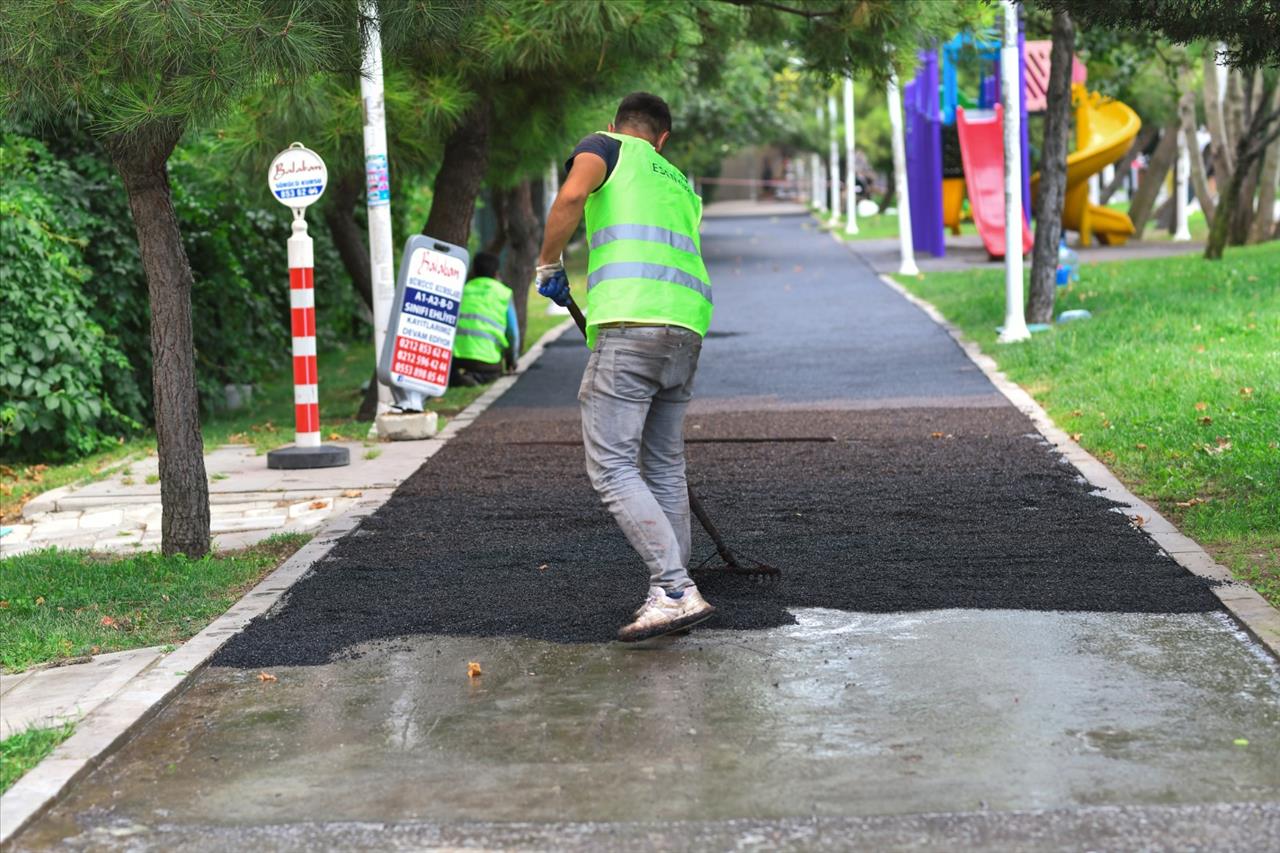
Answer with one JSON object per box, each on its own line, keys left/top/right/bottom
{"left": 618, "top": 586, "right": 715, "bottom": 642}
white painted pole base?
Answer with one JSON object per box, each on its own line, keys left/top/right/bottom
{"left": 997, "top": 0, "right": 1029, "bottom": 344}
{"left": 844, "top": 76, "right": 859, "bottom": 236}
{"left": 887, "top": 71, "right": 917, "bottom": 277}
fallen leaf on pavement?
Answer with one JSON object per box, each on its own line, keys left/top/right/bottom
{"left": 257, "top": 672, "right": 278, "bottom": 683}
{"left": 1129, "top": 515, "right": 1148, "bottom": 527}
{"left": 467, "top": 662, "right": 482, "bottom": 678}
{"left": 1234, "top": 738, "right": 1249, "bottom": 746}
{"left": 930, "top": 431, "right": 945, "bottom": 439}
{"left": 1069, "top": 433, "right": 1083, "bottom": 442}
{"left": 538, "top": 563, "right": 549, "bottom": 572}
{"left": 309, "top": 500, "right": 327, "bottom": 510}
{"left": 341, "top": 489, "right": 363, "bottom": 498}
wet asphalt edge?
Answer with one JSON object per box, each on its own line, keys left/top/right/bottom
{"left": 835, "top": 232, "right": 1280, "bottom": 660}
{"left": 0, "top": 317, "right": 576, "bottom": 846}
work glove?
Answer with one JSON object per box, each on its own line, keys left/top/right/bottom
{"left": 536, "top": 261, "right": 571, "bottom": 307}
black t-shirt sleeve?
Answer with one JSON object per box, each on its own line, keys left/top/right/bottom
{"left": 566, "top": 134, "right": 621, "bottom": 190}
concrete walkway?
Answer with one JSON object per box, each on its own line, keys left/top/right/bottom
{"left": 850, "top": 231, "right": 1206, "bottom": 274}
{"left": 11, "top": 213, "right": 1280, "bottom": 851}
{"left": 1, "top": 437, "right": 446, "bottom": 558}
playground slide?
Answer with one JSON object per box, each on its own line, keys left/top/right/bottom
{"left": 1032, "top": 84, "right": 1142, "bottom": 246}
{"left": 955, "top": 105, "right": 1034, "bottom": 259}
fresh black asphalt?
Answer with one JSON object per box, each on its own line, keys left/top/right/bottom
{"left": 214, "top": 215, "right": 1218, "bottom": 668}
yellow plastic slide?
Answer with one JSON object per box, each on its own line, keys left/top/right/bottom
{"left": 1032, "top": 84, "right": 1142, "bottom": 247}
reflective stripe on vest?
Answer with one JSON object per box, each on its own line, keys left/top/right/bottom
{"left": 454, "top": 276, "right": 512, "bottom": 364}
{"left": 587, "top": 262, "right": 712, "bottom": 302}
{"left": 582, "top": 132, "right": 711, "bottom": 349}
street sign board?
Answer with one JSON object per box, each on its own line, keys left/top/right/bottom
{"left": 268, "top": 143, "right": 327, "bottom": 209}
{"left": 378, "top": 235, "right": 468, "bottom": 399}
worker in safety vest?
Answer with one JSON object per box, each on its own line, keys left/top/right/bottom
{"left": 450, "top": 251, "right": 520, "bottom": 387}
{"left": 535, "top": 92, "right": 714, "bottom": 643}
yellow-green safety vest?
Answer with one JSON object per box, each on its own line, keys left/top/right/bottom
{"left": 583, "top": 132, "right": 712, "bottom": 349}
{"left": 454, "top": 276, "right": 512, "bottom": 364}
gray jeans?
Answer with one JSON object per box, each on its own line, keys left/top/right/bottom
{"left": 579, "top": 325, "right": 703, "bottom": 592}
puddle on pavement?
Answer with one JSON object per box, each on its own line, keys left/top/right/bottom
{"left": 18, "top": 608, "right": 1280, "bottom": 850}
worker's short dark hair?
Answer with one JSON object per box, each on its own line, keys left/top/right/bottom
{"left": 471, "top": 251, "right": 501, "bottom": 279}
{"left": 614, "top": 92, "right": 672, "bottom": 138}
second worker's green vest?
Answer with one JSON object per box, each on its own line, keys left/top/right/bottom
{"left": 583, "top": 132, "right": 712, "bottom": 348}
{"left": 454, "top": 276, "right": 512, "bottom": 364}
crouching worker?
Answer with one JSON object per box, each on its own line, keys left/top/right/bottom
{"left": 450, "top": 252, "right": 520, "bottom": 387}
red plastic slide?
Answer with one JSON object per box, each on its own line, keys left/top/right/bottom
{"left": 955, "top": 105, "right": 1033, "bottom": 259}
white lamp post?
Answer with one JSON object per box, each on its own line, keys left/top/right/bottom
{"left": 844, "top": 76, "right": 858, "bottom": 235}
{"left": 998, "top": 0, "right": 1030, "bottom": 343}
{"left": 886, "top": 71, "right": 918, "bottom": 276}
{"left": 360, "top": 0, "right": 399, "bottom": 411}
{"left": 1174, "top": 131, "right": 1191, "bottom": 241}
{"left": 828, "top": 92, "right": 840, "bottom": 226}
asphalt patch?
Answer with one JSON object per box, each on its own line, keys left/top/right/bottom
{"left": 214, "top": 406, "right": 1219, "bottom": 669}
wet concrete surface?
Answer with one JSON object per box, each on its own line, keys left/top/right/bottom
{"left": 15, "top": 214, "right": 1279, "bottom": 849}
{"left": 19, "top": 611, "right": 1280, "bottom": 849}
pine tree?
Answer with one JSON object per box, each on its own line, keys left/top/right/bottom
{"left": 0, "top": 0, "right": 362, "bottom": 556}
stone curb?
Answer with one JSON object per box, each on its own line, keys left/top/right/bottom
{"left": 865, "top": 263, "right": 1280, "bottom": 660}
{"left": 0, "top": 317, "right": 574, "bottom": 846}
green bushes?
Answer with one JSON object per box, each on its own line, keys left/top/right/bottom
{"left": 0, "top": 128, "right": 365, "bottom": 460}
{"left": 0, "top": 134, "right": 139, "bottom": 458}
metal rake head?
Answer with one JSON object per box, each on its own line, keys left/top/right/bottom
{"left": 691, "top": 549, "right": 781, "bottom": 580}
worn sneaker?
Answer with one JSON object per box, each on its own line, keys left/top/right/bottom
{"left": 618, "top": 586, "right": 715, "bottom": 642}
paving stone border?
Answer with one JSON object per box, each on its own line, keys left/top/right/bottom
{"left": 0, "top": 318, "right": 574, "bottom": 846}
{"left": 865, "top": 262, "right": 1280, "bottom": 660}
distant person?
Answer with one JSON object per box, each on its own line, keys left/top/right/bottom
{"left": 450, "top": 252, "right": 519, "bottom": 387}
{"left": 535, "top": 91, "right": 716, "bottom": 642}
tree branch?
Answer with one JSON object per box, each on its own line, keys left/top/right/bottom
{"left": 716, "top": 0, "right": 839, "bottom": 19}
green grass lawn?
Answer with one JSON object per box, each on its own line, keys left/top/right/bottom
{"left": 1, "top": 722, "right": 75, "bottom": 793}
{"left": 0, "top": 533, "right": 310, "bottom": 672}
{"left": 898, "top": 242, "right": 1280, "bottom": 606}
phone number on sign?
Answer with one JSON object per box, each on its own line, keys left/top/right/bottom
{"left": 392, "top": 338, "right": 451, "bottom": 385}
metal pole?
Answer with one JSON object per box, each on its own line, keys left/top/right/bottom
{"left": 1174, "top": 130, "right": 1191, "bottom": 241}
{"left": 828, "top": 92, "right": 840, "bottom": 226}
{"left": 360, "top": 0, "right": 398, "bottom": 412}
{"left": 545, "top": 158, "right": 559, "bottom": 219}
{"left": 998, "top": 0, "right": 1030, "bottom": 343}
{"left": 886, "top": 71, "right": 918, "bottom": 276}
{"left": 844, "top": 76, "right": 858, "bottom": 235}
{"left": 289, "top": 213, "right": 321, "bottom": 449}
{"left": 813, "top": 105, "right": 826, "bottom": 211}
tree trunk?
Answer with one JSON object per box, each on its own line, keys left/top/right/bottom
{"left": 422, "top": 100, "right": 491, "bottom": 247}
{"left": 320, "top": 175, "right": 381, "bottom": 422}
{"left": 1027, "top": 9, "right": 1075, "bottom": 325}
{"left": 1202, "top": 50, "right": 1233, "bottom": 183}
{"left": 1178, "top": 90, "right": 1215, "bottom": 226}
{"left": 322, "top": 174, "right": 373, "bottom": 311}
{"left": 109, "top": 128, "right": 211, "bottom": 558}
{"left": 1129, "top": 122, "right": 1179, "bottom": 236}
{"left": 497, "top": 179, "right": 540, "bottom": 346}
{"left": 1249, "top": 133, "right": 1280, "bottom": 243}
{"left": 1231, "top": 79, "right": 1280, "bottom": 244}
{"left": 1099, "top": 124, "right": 1155, "bottom": 205}
{"left": 1205, "top": 152, "right": 1246, "bottom": 260}
{"left": 1225, "top": 70, "right": 1245, "bottom": 168}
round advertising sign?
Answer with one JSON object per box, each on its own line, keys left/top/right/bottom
{"left": 267, "top": 143, "right": 327, "bottom": 209}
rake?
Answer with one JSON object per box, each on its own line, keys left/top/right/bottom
{"left": 562, "top": 295, "right": 779, "bottom": 579}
